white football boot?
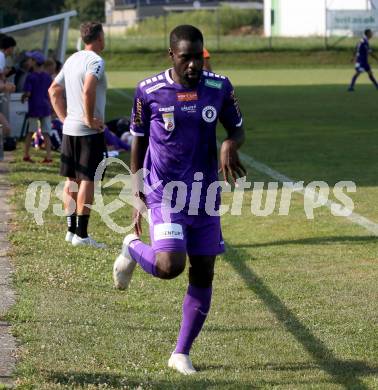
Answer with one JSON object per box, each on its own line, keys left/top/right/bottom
{"left": 71, "top": 234, "right": 106, "bottom": 249}
{"left": 113, "top": 234, "right": 139, "bottom": 290}
{"left": 168, "top": 353, "right": 197, "bottom": 375}
{"left": 65, "top": 231, "right": 74, "bottom": 243}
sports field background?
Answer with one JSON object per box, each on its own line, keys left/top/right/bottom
{"left": 4, "top": 67, "right": 378, "bottom": 389}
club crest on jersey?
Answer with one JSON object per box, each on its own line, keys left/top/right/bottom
{"left": 202, "top": 106, "right": 217, "bottom": 123}
{"left": 162, "top": 112, "right": 175, "bottom": 131}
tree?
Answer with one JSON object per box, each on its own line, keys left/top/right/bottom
{"left": 0, "top": 0, "right": 65, "bottom": 26}
{"left": 64, "top": 0, "right": 104, "bottom": 24}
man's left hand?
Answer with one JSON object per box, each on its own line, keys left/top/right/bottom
{"left": 219, "top": 139, "right": 247, "bottom": 184}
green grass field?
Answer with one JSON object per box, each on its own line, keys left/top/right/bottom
{"left": 67, "top": 27, "right": 378, "bottom": 53}
{"left": 4, "top": 68, "right": 378, "bottom": 389}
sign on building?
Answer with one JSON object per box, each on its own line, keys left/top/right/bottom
{"left": 327, "top": 10, "right": 378, "bottom": 33}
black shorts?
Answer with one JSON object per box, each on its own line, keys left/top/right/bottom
{"left": 60, "top": 133, "right": 106, "bottom": 181}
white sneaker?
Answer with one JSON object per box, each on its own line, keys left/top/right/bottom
{"left": 65, "top": 231, "right": 74, "bottom": 243}
{"left": 113, "top": 234, "right": 139, "bottom": 290}
{"left": 71, "top": 234, "right": 106, "bottom": 249}
{"left": 168, "top": 353, "right": 197, "bottom": 375}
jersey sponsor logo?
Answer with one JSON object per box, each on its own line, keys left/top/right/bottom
{"left": 202, "top": 105, "right": 217, "bottom": 123}
{"left": 162, "top": 112, "right": 175, "bottom": 131}
{"left": 205, "top": 79, "right": 223, "bottom": 89}
{"left": 133, "top": 98, "right": 143, "bottom": 126}
{"left": 159, "top": 105, "right": 175, "bottom": 112}
{"left": 154, "top": 223, "right": 183, "bottom": 240}
{"left": 181, "top": 104, "right": 197, "bottom": 113}
{"left": 231, "top": 90, "right": 242, "bottom": 118}
{"left": 177, "top": 91, "right": 198, "bottom": 102}
{"left": 146, "top": 82, "right": 166, "bottom": 94}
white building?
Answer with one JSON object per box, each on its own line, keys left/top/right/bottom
{"left": 264, "top": 0, "right": 378, "bottom": 37}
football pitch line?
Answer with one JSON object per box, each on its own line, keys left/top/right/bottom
{"left": 237, "top": 152, "right": 378, "bottom": 236}
{"left": 111, "top": 87, "right": 134, "bottom": 102}
{"left": 110, "top": 86, "right": 378, "bottom": 236}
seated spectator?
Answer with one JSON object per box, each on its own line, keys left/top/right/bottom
{"left": 105, "top": 117, "right": 130, "bottom": 138}
{"left": 50, "top": 118, "right": 63, "bottom": 151}
{"left": 104, "top": 127, "right": 130, "bottom": 152}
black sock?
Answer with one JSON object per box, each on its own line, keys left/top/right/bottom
{"left": 76, "top": 215, "right": 90, "bottom": 238}
{"left": 66, "top": 213, "right": 77, "bottom": 234}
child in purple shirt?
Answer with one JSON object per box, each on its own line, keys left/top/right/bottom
{"left": 22, "top": 51, "right": 53, "bottom": 163}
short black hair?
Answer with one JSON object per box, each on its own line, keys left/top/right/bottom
{"left": 80, "top": 22, "right": 103, "bottom": 44}
{"left": 364, "top": 29, "right": 372, "bottom": 36}
{"left": 170, "top": 25, "right": 203, "bottom": 49}
{"left": 0, "top": 36, "right": 16, "bottom": 50}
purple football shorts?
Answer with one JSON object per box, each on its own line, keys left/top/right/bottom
{"left": 148, "top": 207, "right": 225, "bottom": 256}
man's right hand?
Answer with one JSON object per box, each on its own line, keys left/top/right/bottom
{"left": 86, "top": 117, "right": 104, "bottom": 132}
{"left": 5, "top": 82, "right": 15, "bottom": 93}
{"left": 85, "top": 117, "right": 105, "bottom": 132}
{"left": 132, "top": 192, "right": 147, "bottom": 236}
{"left": 132, "top": 207, "right": 143, "bottom": 236}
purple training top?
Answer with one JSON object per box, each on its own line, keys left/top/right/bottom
{"left": 130, "top": 69, "right": 243, "bottom": 213}
{"left": 23, "top": 71, "right": 52, "bottom": 118}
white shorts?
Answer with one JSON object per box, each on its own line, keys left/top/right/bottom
{"left": 28, "top": 116, "right": 52, "bottom": 134}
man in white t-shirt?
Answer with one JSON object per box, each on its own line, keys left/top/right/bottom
{"left": 49, "top": 22, "right": 107, "bottom": 248}
{"left": 0, "top": 36, "right": 16, "bottom": 80}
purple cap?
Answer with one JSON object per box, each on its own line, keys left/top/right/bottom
{"left": 25, "top": 50, "right": 45, "bottom": 65}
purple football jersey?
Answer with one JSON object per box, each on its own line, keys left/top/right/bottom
{"left": 23, "top": 71, "right": 52, "bottom": 117}
{"left": 130, "top": 69, "right": 243, "bottom": 213}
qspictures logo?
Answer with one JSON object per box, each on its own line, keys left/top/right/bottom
{"left": 24, "top": 158, "right": 357, "bottom": 234}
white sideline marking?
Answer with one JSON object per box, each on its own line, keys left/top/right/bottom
{"left": 110, "top": 86, "right": 378, "bottom": 235}
{"left": 238, "top": 151, "right": 378, "bottom": 236}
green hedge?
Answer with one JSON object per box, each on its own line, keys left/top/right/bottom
{"left": 126, "top": 6, "right": 262, "bottom": 37}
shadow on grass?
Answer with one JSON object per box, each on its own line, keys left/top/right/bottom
{"left": 232, "top": 235, "right": 378, "bottom": 249}
{"left": 198, "top": 360, "right": 378, "bottom": 375}
{"left": 224, "top": 243, "right": 376, "bottom": 390}
{"left": 46, "top": 370, "right": 241, "bottom": 389}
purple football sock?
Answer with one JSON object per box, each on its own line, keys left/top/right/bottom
{"left": 368, "top": 73, "right": 378, "bottom": 88}
{"left": 349, "top": 75, "right": 358, "bottom": 89}
{"left": 128, "top": 240, "right": 158, "bottom": 276}
{"left": 175, "top": 285, "right": 212, "bottom": 355}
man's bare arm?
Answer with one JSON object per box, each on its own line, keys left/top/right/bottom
{"left": 48, "top": 81, "right": 67, "bottom": 122}
{"left": 131, "top": 135, "right": 149, "bottom": 235}
{"left": 83, "top": 74, "right": 103, "bottom": 131}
